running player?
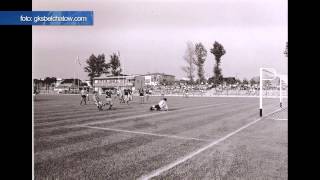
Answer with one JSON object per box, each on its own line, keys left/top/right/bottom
{"left": 113, "top": 88, "right": 119, "bottom": 101}
{"left": 80, "top": 88, "right": 87, "bottom": 105}
{"left": 145, "top": 88, "right": 151, "bottom": 102}
{"left": 119, "top": 88, "right": 124, "bottom": 103}
{"left": 128, "top": 88, "right": 133, "bottom": 101}
{"left": 139, "top": 88, "right": 145, "bottom": 104}
{"left": 161, "top": 88, "right": 165, "bottom": 99}
{"left": 150, "top": 98, "right": 168, "bottom": 111}
{"left": 86, "top": 88, "right": 90, "bottom": 102}
{"left": 123, "top": 88, "right": 129, "bottom": 104}
{"left": 116, "top": 88, "right": 122, "bottom": 103}
{"left": 184, "top": 88, "right": 189, "bottom": 98}
{"left": 105, "top": 89, "right": 113, "bottom": 110}
{"left": 92, "top": 91, "right": 104, "bottom": 111}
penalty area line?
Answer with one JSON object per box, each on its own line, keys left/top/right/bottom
{"left": 274, "top": 118, "right": 288, "bottom": 121}
{"left": 77, "top": 125, "right": 210, "bottom": 142}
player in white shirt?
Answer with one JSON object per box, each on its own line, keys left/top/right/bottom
{"left": 80, "top": 89, "right": 87, "bottom": 105}
{"left": 150, "top": 98, "right": 168, "bottom": 111}
{"left": 92, "top": 91, "right": 104, "bottom": 111}
{"left": 86, "top": 88, "right": 90, "bottom": 102}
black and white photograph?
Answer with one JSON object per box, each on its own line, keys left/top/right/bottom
{"left": 32, "top": 0, "right": 288, "bottom": 179}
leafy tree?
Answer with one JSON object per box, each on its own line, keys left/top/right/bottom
{"left": 242, "top": 79, "right": 249, "bottom": 85}
{"left": 210, "top": 41, "right": 226, "bottom": 85}
{"left": 207, "top": 77, "right": 214, "bottom": 85}
{"left": 235, "top": 78, "right": 242, "bottom": 85}
{"left": 84, "top": 54, "right": 109, "bottom": 85}
{"left": 110, "top": 53, "right": 122, "bottom": 76}
{"left": 182, "top": 42, "right": 196, "bottom": 84}
{"left": 224, "top": 77, "right": 237, "bottom": 85}
{"left": 263, "top": 80, "right": 272, "bottom": 95}
{"left": 43, "top": 77, "right": 57, "bottom": 85}
{"left": 263, "top": 80, "right": 272, "bottom": 88}
{"left": 61, "top": 78, "right": 81, "bottom": 85}
{"left": 43, "top": 77, "right": 57, "bottom": 90}
{"left": 33, "top": 79, "right": 42, "bottom": 87}
{"left": 33, "top": 79, "right": 43, "bottom": 93}
{"left": 250, "top": 77, "right": 259, "bottom": 86}
{"left": 194, "top": 43, "right": 207, "bottom": 84}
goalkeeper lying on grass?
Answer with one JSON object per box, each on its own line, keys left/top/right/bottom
{"left": 150, "top": 98, "right": 168, "bottom": 111}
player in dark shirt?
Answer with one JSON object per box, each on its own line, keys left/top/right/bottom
{"left": 139, "top": 88, "right": 145, "bottom": 104}
{"left": 145, "top": 88, "right": 151, "bottom": 102}
{"left": 105, "top": 90, "right": 113, "bottom": 110}
{"left": 123, "top": 89, "right": 130, "bottom": 104}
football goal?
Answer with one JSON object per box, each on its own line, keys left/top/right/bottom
{"left": 259, "top": 68, "right": 288, "bottom": 117}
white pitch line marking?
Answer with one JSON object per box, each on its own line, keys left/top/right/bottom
{"left": 79, "top": 103, "right": 230, "bottom": 127}
{"left": 274, "top": 118, "right": 288, "bottom": 121}
{"left": 78, "top": 125, "right": 210, "bottom": 142}
{"left": 138, "top": 108, "right": 283, "bottom": 180}
{"left": 35, "top": 103, "right": 230, "bottom": 128}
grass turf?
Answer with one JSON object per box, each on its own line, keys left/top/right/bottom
{"left": 33, "top": 95, "right": 287, "bottom": 179}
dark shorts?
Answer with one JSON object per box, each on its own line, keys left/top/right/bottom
{"left": 154, "top": 104, "right": 161, "bottom": 110}
{"left": 140, "top": 93, "right": 144, "bottom": 96}
{"left": 81, "top": 95, "right": 86, "bottom": 98}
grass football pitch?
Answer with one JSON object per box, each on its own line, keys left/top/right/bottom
{"left": 33, "top": 95, "right": 287, "bottom": 179}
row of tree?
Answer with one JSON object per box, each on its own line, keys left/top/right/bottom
{"left": 34, "top": 77, "right": 57, "bottom": 85}
{"left": 182, "top": 41, "right": 226, "bottom": 85}
{"left": 84, "top": 41, "right": 287, "bottom": 86}
{"left": 35, "top": 51, "right": 123, "bottom": 88}
{"left": 184, "top": 41, "right": 288, "bottom": 85}
{"left": 84, "top": 53, "right": 122, "bottom": 85}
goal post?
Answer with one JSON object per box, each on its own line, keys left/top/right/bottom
{"left": 259, "top": 68, "right": 277, "bottom": 117}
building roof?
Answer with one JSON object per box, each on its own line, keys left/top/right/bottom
{"left": 93, "top": 73, "right": 175, "bottom": 80}
{"left": 144, "top": 73, "right": 175, "bottom": 77}
{"left": 93, "top": 74, "right": 136, "bottom": 80}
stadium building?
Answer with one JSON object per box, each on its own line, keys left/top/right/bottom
{"left": 135, "top": 73, "right": 175, "bottom": 88}
{"left": 93, "top": 73, "right": 176, "bottom": 92}
{"left": 93, "top": 74, "right": 136, "bottom": 94}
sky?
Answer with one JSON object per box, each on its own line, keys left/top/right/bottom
{"left": 32, "top": 0, "right": 288, "bottom": 80}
